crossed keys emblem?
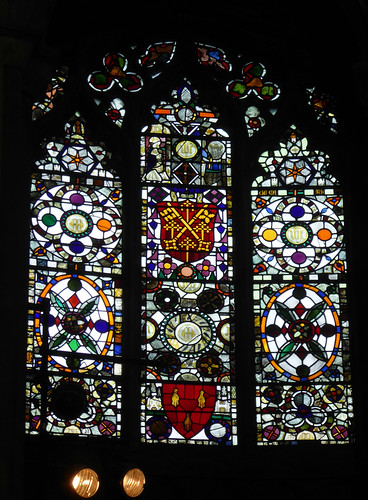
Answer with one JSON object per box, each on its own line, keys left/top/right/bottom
{"left": 157, "top": 200, "right": 217, "bottom": 263}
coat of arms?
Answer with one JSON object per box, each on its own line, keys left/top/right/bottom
{"left": 157, "top": 199, "right": 217, "bottom": 263}
{"left": 162, "top": 383, "right": 216, "bottom": 439}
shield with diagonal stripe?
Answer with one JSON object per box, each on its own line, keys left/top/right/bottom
{"left": 157, "top": 199, "right": 217, "bottom": 263}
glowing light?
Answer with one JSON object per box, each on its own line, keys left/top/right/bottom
{"left": 72, "top": 468, "right": 99, "bottom": 498}
{"left": 122, "top": 468, "right": 146, "bottom": 498}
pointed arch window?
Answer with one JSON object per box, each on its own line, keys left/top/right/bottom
{"left": 26, "top": 115, "right": 123, "bottom": 436}
{"left": 140, "top": 80, "right": 237, "bottom": 444}
{"left": 26, "top": 41, "right": 354, "bottom": 447}
{"left": 252, "top": 125, "right": 354, "bottom": 444}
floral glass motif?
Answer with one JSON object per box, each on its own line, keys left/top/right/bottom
{"left": 252, "top": 125, "right": 354, "bottom": 444}
{"left": 88, "top": 52, "right": 143, "bottom": 93}
{"left": 26, "top": 114, "right": 123, "bottom": 437}
{"left": 141, "top": 81, "right": 237, "bottom": 444}
{"left": 105, "top": 98, "right": 126, "bottom": 127}
{"left": 227, "top": 62, "right": 280, "bottom": 101}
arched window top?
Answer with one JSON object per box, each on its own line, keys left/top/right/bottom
{"left": 27, "top": 37, "right": 355, "bottom": 445}
{"left": 141, "top": 79, "right": 231, "bottom": 188}
{"left": 149, "top": 79, "right": 223, "bottom": 132}
{"left": 253, "top": 124, "right": 338, "bottom": 188}
{"left": 32, "top": 40, "right": 346, "bottom": 158}
{"left": 36, "top": 113, "right": 116, "bottom": 179}
{"left": 26, "top": 112, "right": 123, "bottom": 437}
{"left": 140, "top": 79, "right": 236, "bottom": 444}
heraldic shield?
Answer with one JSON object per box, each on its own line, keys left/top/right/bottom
{"left": 162, "top": 383, "right": 216, "bottom": 439}
{"left": 157, "top": 200, "right": 217, "bottom": 263}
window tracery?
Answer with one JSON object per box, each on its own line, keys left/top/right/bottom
{"left": 26, "top": 41, "right": 354, "bottom": 446}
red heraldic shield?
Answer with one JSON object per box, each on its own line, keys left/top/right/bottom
{"left": 162, "top": 383, "right": 216, "bottom": 439}
{"left": 157, "top": 200, "right": 217, "bottom": 263}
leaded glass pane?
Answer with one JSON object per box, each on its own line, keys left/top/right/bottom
{"left": 252, "top": 125, "right": 354, "bottom": 444}
{"left": 227, "top": 61, "right": 280, "bottom": 101}
{"left": 87, "top": 52, "right": 143, "bottom": 93}
{"left": 26, "top": 114, "right": 123, "bottom": 437}
{"left": 32, "top": 66, "right": 69, "bottom": 120}
{"left": 196, "top": 43, "right": 232, "bottom": 71}
{"left": 306, "top": 87, "right": 338, "bottom": 133}
{"left": 139, "top": 41, "right": 176, "bottom": 68}
{"left": 141, "top": 81, "right": 237, "bottom": 444}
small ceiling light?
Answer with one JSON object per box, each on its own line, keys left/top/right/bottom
{"left": 72, "top": 468, "right": 100, "bottom": 498}
{"left": 122, "top": 468, "right": 146, "bottom": 497}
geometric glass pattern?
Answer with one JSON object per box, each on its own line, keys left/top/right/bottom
{"left": 26, "top": 114, "right": 123, "bottom": 436}
{"left": 252, "top": 125, "right": 354, "bottom": 444}
{"left": 141, "top": 81, "right": 237, "bottom": 444}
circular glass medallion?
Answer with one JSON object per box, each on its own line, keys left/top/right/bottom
{"left": 197, "top": 353, "right": 223, "bottom": 378}
{"left": 175, "top": 140, "right": 198, "bottom": 159}
{"left": 205, "top": 418, "right": 231, "bottom": 443}
{"left": 50, "top": 381, "right": 88, "bottom": 420}
{"left": 288, "top": 319, "right": 315, "bottom": 342}
{"left": 197, "top": 289, "right": 224, "bottom": 313}
{"left": 261, "top": 283, "right": 341, "bottom": 381}
{"left": 175, "top": 321, "right": 202, "bottom": 344}
{"left": 146, "top": 415, "right": 172, "bottom": 440}
{"left": 156, "top": 353, "right": 181, "bottom": 375}
{"left": 61, "top": 209, "right": 93, "bottom": 238}
{"left": 176, "top": 106, "right": 195, "bottom": 123}
{"left": 154, "top": 288, "right": 179, "bottom": 311}
{"left": 281, "top": 222, "right": 312, "bottom": 247}
{"left": 62, "top": 312, "right": 88, "bottom": 335}
{"left": 160, "top": 310, "right": 215, "bottom": 357}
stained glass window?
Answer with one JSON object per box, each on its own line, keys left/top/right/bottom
{"left": 32, "top": 65, "right": 69, "bottom": 120}
{"left": 140, "top": 80, "right": 237, "bottom": 444}
{"left": 26, "top": 113, "right": 123, "bottom": 436}
{"left": 196, "top": 43, "right": 232, "bottom": 71}
{"left": 227, "top": 61, "right": 280, "bottom": 101}
{"left": 252, "top": 125, "right": 354, "bottom": 444}
{"left": 88, "top": 52, "right": 143, "bottom": 93}
{"left": 105, "top": 97, "right": 126, "bottom": 128}
{"left": 139, "top": 41, "right": 176, "bottom": 68}
{"left": 244, "top": 106, "right": 266, "bottom": 136}
{"left": 26, "top": 40, "right": 356, "bottom": 450}
{"left": 306, "top": 87, "right": 338, "bottom": 133}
